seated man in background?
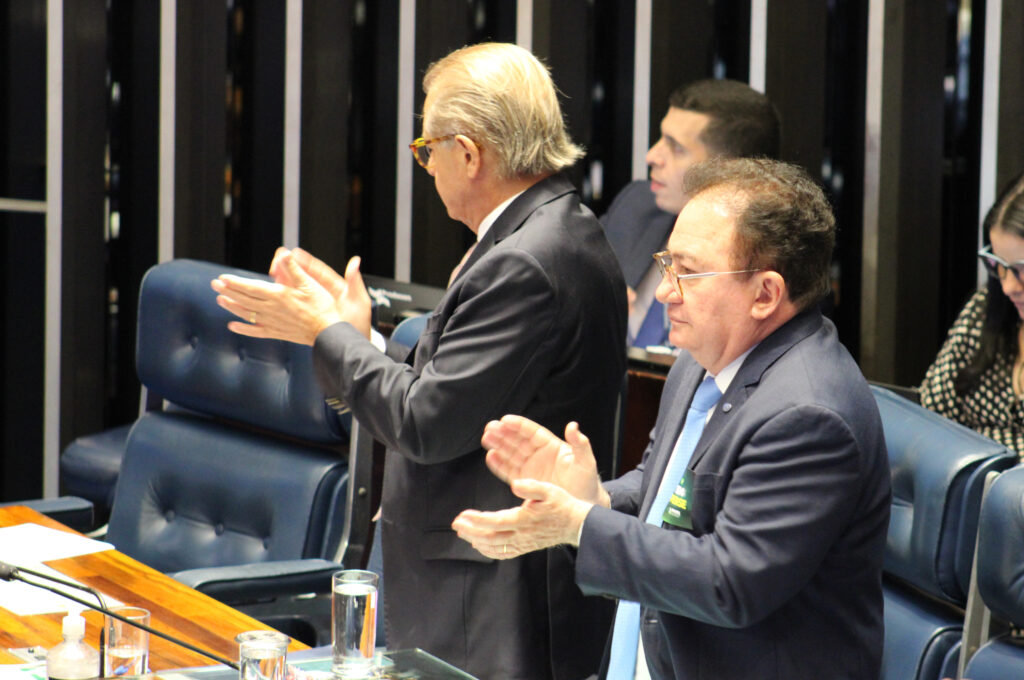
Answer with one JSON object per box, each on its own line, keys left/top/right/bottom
{"left": 212, "top": 42, "right": 626, "bottom": 680}
{"left": 919, "top": 170, "right": 1024, "bottom": 458}
{"left": 602, "top": 78, "right": 780, "bottom": 348}
{"left": 454, "top": 157, "right": 891, "bottom": 680}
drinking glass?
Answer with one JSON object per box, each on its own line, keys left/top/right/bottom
{"left": 104, "top": 606, "right": 150, "bottom": 676}
{"left": 236, "top": 630, "right": 289, "bottom": 680}
{"left": 332, "top": 570, "right": 379, "bottom": 678}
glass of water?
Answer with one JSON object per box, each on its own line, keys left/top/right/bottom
{"left": 332, "top": 569, "right": 379, "bottom": 679}
{"left": 236, "top": 630, "right": 289, "bottom": 680}
{"left": 104, "top": 606, "right": 150, "bottom": 676}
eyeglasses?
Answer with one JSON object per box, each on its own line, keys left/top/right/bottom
{"left": 978, "top": 245, "right": 1024, "bottom": 284}
{"left": 652, "top": 251, "right": 762, "bottom": 298}
{"left": 409, "top": 134, "right": 458, "bottom": 169}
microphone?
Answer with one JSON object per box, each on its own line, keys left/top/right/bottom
{"left": 0, "top": 561, "right": 111, "bottom": 675}
{"left": 0, "top": 560, "right": 240, "bottom": 670}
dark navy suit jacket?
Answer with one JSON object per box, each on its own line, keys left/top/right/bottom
{"left": 578, "top": 309, "right": 890, "bottom": 679}
{"left": 313, "top": 173, "right": 627, "bottom": 679}
{"left": 600, "top": 180, "right": 676, "bottom": 287}
{"left": 600, "top": 180, "right": 676, "bottom": 346}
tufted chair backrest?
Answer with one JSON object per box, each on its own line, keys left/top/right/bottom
{"left": 874, "top": 385, "right": 1016, "bottom": 603}
{"left": 105, "top": 259, "right": 349, "bottom": 573}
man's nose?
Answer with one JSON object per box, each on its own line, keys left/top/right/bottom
{"left": 646, "top": 141, "right": 663, "bottom": 167}
{"left": 654, "top": 275, "right": 679, "bottom": 305}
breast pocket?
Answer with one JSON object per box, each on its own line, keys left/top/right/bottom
{"left": 687, "top": 470, "right": 727, "bottom": 534}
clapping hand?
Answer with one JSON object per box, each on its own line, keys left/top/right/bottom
{"left": 480, "top": 416, "right": 608, "bottom": 506}
{"left": 211, "top": 248, "right": 372, "bottom": 344}
{"left": 451, "top": 416, "right": 610, "bottom": 560}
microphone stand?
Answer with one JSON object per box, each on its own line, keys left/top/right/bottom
{"left": 3, "top": 565, "right": 239, "bottom": 670}
{"left": 9, "top": 564, "right": 110, "bottom": 676}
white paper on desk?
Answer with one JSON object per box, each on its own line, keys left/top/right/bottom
{"left": 0, "top": 563, "right": 123, "bottom": 616}
{"left": 0, "top": 523, "right": 120, "bottom": 616}
{"left": 0, "top": 523, "right": 113, "bottom": 563}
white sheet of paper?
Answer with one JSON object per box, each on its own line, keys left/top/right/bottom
{"left": 0, "top": 523, "right": 113, "bottom": 563}
{"left": 0, "top": 523, "right": 119, "bottom": 616}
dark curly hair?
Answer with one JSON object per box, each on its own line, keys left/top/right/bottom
{"left": 683, "top": 157, "right": 834, "bottom": 311}
{"left": 956, "top": 170, "right": 1024, "bottom": 395}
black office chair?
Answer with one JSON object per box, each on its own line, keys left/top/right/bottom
{"left": 100, "top": 259, "right": 374, "bottom": 645}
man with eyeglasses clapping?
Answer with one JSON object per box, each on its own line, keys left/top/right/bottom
{"left": 212, "top": 43, "right": 625, "bottom": 680}
{"left": 454, "top": 158, "right": 890, "bottom": 680}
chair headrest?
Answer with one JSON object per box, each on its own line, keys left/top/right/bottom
{"left": 872, "top": 385, "right": 1014, "bottom": 602}
{"left": 975, "top": 465, "right": 1024, "bottom": 625}
{"left": 136, "top": 259, "right": 345, "bottom": 443}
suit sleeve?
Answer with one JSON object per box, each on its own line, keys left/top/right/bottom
{"left": 312, "top": 248, "right": 560, "bottom": 464}
{"left": 576, "top": 404, "right": 865, "bottom": 629}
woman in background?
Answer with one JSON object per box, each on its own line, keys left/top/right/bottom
{"left": 920, "top": 171, "right": 1024, "bottom": 457}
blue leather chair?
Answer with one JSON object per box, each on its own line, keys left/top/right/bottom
{"left": 389, "top": 313, "right": 429, "bottom": 350}
{"left": 0, "top": 497, "right": 95, "bottom": 533}
{"left": 871, "top": 386, "right": 1017, "bottom": 680}
{"left": 100, "top": 259, "right": 374, "bottom": 644}
{"left": 961, "top": 465, "right": 1024, "bottom": 678}
{"left": 59, "top": 425, "right": 133, "bottom": 526}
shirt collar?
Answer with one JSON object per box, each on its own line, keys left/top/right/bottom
{"left": 476, "top": 189, "right": 525, "bottom": 242}
{"left": 705, "top": 344, "right": 758, "bottom": 396}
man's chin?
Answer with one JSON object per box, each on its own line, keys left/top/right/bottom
{"left": 652, "top": 192, "right": 684, "bottom": 215}
{"left": 667, "top": 326, "right": 689, "bottom": 350}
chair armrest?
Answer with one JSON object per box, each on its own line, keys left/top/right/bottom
{"left": 0, "top": 497, "right": 95, "bottom": 533}
{"left": 171, "top": 559, "right": 342, "bottom": 603}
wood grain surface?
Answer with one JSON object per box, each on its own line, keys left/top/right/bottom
{"left": 0, "top": 505, "right": 308, "bottom": 669}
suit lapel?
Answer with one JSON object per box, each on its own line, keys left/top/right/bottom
{"left": 639, "top": 362, "right": 705, "bottom": 519}
{"left": 686, "top": 309, "right": 824, "bottom": 469}
{"left": 446, "top": 173, "right": 576, "bottom": 288}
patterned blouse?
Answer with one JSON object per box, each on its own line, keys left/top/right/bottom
{"left": 919, "top": 287, "right": 1024, "bottom": 457}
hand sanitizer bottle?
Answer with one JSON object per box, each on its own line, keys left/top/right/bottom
{"left": 47, "top": 611, "right": 100, "bottom": 680}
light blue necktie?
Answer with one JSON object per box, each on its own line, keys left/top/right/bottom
{"left": 605, "top": 376, "right": 722, "bottom": 679}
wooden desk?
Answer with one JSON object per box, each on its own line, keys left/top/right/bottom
{"left": 0, "top": 505, "right": 307, "bottom": 669}
{"left": 620, "top": 347, "right": 674, "bottom": 476}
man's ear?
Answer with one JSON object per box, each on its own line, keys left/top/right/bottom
{"left": 750, "top": 271, "right": 787, "bottom": 320}
{"left": 455, "top": 134, "right": 482, "bottom": 179}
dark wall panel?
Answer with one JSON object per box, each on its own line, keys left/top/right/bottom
{"left": 997, "top": 0, "right": 1024, "bottom": 189}
{"left": 174, "top": 2, "right": 228, "bottom": 262}
{"left": 1, "top": 0, "right": 46, "bottom": 499}
{"left": 231, "top": 1, "right": 286, "bottom": 272}
{"left": 863, "top": 2, "right": 947, "bottom": 384}
{"left": 533, "top": 0, "right": 594, "bottom": 193}
{"left": 649, "top": 0, "right": 716, "bottom": 148}
{"left": 589, "top": 0, "right": 635, "bottom": 211}
{"left": 299, "top": 0, "right": 353, "bottom": 272}
{"left": 0, "top": 212, "right": 45, "bottom": 499}
{"left": 107, "top": 0, "right": 160, "bottom": 426}
{"left": 823, "top": 1, "right": 868, "bottom": 358}
{"left": 61, "top": 0, "right": 109, "bottom": 450}
{"left": 348, "top": 1, "right": 399, "bottom": 278}
{"left": 765, "top": 1, "right": 826, "bottom": 174}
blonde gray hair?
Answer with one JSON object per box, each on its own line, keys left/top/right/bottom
{"left": 422, "top": 43, "right": 584, "bottom": 179}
